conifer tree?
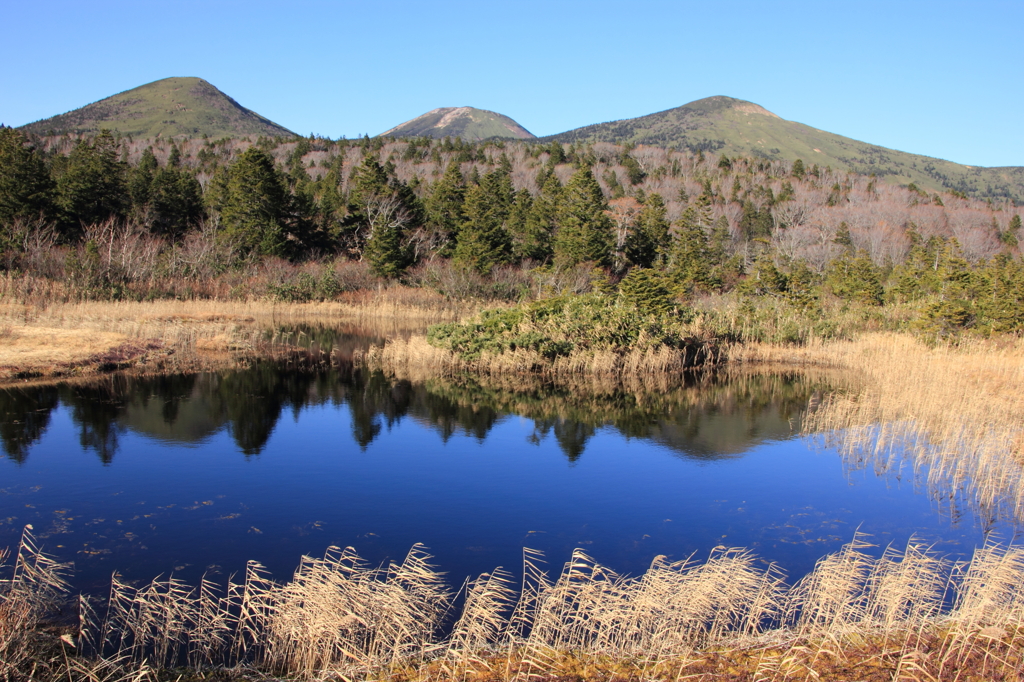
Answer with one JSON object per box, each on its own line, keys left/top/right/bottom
{"left": 625, "top": 193, "right": 670, "bottom": 268}
{"left": 424, "top": 162, "right": 466, "bottom": 256}
{"left": 669, "top": 205, "right": 720, "bottom": 292}
{"left": 519, "top": 174, "right": 561, "bottom": 263}
{"left": 349, "top": 153, "right": 417, "bottom": 277}
{"left": 220, "top": 147, "right": 289, "bottom": 257}
{"left": 0, "top": 127, "right": 53, "bottom": 226}
{"left": 553, "top": 166, "right": 613, "bottom": 267}
{"left": 149, "top": 167, "right": 204, "bottom": 239}
{"left": 127, "top": 147, "right": 158, "bottom": 210}
{"left": 55, "top": 130, "right": 128, "bottom": 239}
{"left": 453, "top": 180, "right": 512, "bottom": 274}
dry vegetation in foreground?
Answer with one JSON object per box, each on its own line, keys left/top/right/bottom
{"left": 0, "top": 287, "right": 480, "bottom": 385}
{"left": 3, "top": 527, "right": 1024, "bottom": 681}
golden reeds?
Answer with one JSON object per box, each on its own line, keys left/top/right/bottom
{"left": 0, "top": 291, "right": 483, "bottom": 384}
{"left": 791, "top": 333, "right": 1024, "bottom": 525}
{"left": 5, "top": 527, "right": 1023, "bottom": 680}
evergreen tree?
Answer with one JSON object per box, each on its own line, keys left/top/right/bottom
{"left": 669, "top": 205, "right": 720, "bottom": 292}
{"left": 349, "top": 153, "right": 417, "bottom": 277}
{"left": 55, "top": 130, "right": 128, "bottom": 239}
{"left": 624, "top": 192, "right": 670, "bottom": 269}
{"left": 519, "top": 174, "right": 561, "bottom": 263}
{"left": 453, "top": 179, "right": 512, "bottom": 274}
{"left": 791, "top": 158, "right": 805, "bottom": 179}
{"left": 220, "top": 147, "right": 289, "bottom": 257}
{"left": 825, "top": 250, "right": 884, "bottom": 305}
{"left": 149, "top": 167, "right": 204, "bottom": 239}
{"left": 1001, "top": 214, "right": 1022, "bottom": 247}
{"left": 0, "top": 127, "right": 53, "bottom": 226}
{"left": 506, "top": 190, "right": 541, "bottom": 262}
{"left": 423, "top": 162, "right": 466, "bottom": 256}
{"left": 737, "top": 200, "right": 772, "bottom": 241}
{"left": 127, "top": 147, "right": 157, "bottom": 211}
{"left": 552, "top": 166, "right": 613, "bottom": 267}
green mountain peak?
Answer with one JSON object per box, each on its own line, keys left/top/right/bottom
{"left": 18, "top": 77, "right": 295, "bottom": 139}
{"left": 547, "top": 96, "right": 1023, "bottom": 201}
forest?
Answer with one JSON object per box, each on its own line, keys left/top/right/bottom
{"left": 1, "top": 125, "right": 1022, "bottom": 344}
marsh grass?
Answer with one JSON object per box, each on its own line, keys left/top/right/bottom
{"left": 5, "top": 526, "right": 1024, "bottom": 680}
{"left": 0, "top": 290, "right": 482, "bottom": 384}
{"left": 365, "top": 334, "right": 720, "bottom": 384}
{"left": 782, "top": 333, "right": 1024, "bottom": 526}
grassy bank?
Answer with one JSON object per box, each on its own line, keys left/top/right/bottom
{"left": 0, "top": 288, "right": 481, "bottom": 385}
{"left": 3, "top": 526, "right": 1023, "bottom": 681}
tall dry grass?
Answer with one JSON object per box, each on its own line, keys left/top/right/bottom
{"left": 5, "top": 527, "right": 1023, "bottom": 680}
{"left": 0, "top": 291, "right": 483, "bottom": 383}
{"left": 0, "top": 527, "right": 70, "bottom": 681}
{"left": 365, "top": 334, "right": 719, "bottom": 385}
{"left": 759, "top": 333, "right": 1024, "bottom": 526}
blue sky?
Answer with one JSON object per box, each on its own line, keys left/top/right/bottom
{"left": 3, "top": 0, "right": 1021, "bottom": 167}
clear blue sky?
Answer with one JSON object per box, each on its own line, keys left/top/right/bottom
{"left": 3, "top": 0, "right": 1021, "bottom": 167}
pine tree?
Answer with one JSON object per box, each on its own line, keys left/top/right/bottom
{"left": 55, "top": 130, "right": 128, "bottom": 239}
{"left": 0, "top": 127, "right": 53, "bottom": 226}
{"left": 825, "top": 250, "right": 884, "bottom": 305}
{"left": 506, "top": 190, "right": 540, "bottom": 262}
{"left": 149, "top": 167, "right": 204, "bottom": 239}
{"left": 349, "top": 153, "right": 416, "bottom": 277}
{"left": 552, "top": 166, "right": 613, "bottom": 268}
{"left": 625, "top": 192, "right": 670, "bottom": 269}
{"left": 220, "top": 147, "right": 289, "bottom": 257}
{"left": 669, "top": 206, "right": 720, "bottom": 292}
{"left": 423, "top": 162, "right": 466, "bottom": 256}
{"left": 127, "top": 147, "right": 157, "bottom": 211}
{"left": 519, "top": 174, "right": 561, "bottom": 263}
{"left": 453, "top": 179, "right": 512, "bottom": 274}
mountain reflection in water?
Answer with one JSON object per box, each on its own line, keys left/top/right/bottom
{"left": 0, "top": 365, "right": 819, "bottom": 465}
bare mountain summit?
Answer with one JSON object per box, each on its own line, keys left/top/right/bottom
{"left": 19, "top": 77, "right": 295, "bottom": 139}
{"left": 380, "top": 107, "right": 535, "bottom": 141}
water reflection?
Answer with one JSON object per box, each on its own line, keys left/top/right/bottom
{"left": 0, "top": 364, "right": 825, "bottom": 465}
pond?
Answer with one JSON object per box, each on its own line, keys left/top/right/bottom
{"left": 0, "top": 330, "right": 1017, "bottom": 597}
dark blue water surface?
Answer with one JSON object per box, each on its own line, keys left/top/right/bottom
{"left": 0, "top": 360, "right": 1016, "bottom": 595}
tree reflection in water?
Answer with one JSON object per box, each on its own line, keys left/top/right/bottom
{"left": 0, "top": 364, "right": 833, "bottom": 465}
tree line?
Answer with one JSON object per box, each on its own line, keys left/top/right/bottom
{"left": 1, "top": 125, "right": 1022, "bottom": 334}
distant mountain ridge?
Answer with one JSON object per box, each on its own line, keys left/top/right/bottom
{"left": 18, "top": 77, "right": 295, "bottom": 139}
{"left": 545, "top": 96, "right": 1024, "bottom": 202}
{"left": 380, "top": 107, "right": 535, "bottom": 141}
{"left": 16, "top": 79, "right": 1022, "bottom": 202}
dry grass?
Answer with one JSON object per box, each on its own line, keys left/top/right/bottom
{"left": 0, "top": 289, "right": 482, "bottom": 385}
{"left": 743, "top": 333, "right": 1024, "bottom": 526}
{"left": 365, "top": 334, "right": 719, "bottom": 385}
{"left": 4, "top": 530, "right": 1024, "bottom": 681}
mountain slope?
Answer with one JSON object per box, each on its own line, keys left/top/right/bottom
{"left": 380, "top": 107, "right": 535, "bottom": 141}
{"left": 548, "top": 96, "right": 1024, "bottom": 202}
{"left": 19, "top": 77, "right": 295, "bottom": 139}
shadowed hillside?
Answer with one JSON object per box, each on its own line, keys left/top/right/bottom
{"left": 18, "top": 77, "right": 295, "bottom": 139}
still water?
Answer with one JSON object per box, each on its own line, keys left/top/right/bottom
{"left": 0, "top": 348, "right": 1015, "bottom": 595}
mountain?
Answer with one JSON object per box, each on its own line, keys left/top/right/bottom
{"left": 380, "top": 107, "right": 535, "bottom": 141}
{"left": 547, "top": 96, "right": 1024, "bottom": 203}
{"left": 18, "top": 77, "right": 295, "bottom": 139}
